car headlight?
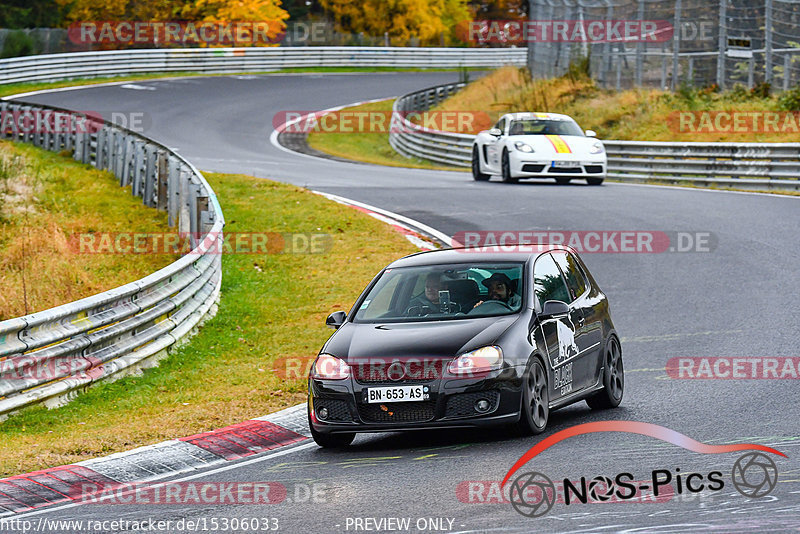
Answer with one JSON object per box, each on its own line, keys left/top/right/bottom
{"left": 589, "top": 141, "right": 605, "bottom": 154}
{"left": 514, "top": 141, "right": 534, "bottom": 153}
{"left": 312, "top": 354, "right": 350, "bottom": 380}
{"left": 447, "top": 346, "right": 504, "bottom": 375}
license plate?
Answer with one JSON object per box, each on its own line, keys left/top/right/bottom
{"left": 551, "top": 160, "right": 576, "bottom": 168}
{"left": 365, "top": 385, "right": 426, "bottom": 403}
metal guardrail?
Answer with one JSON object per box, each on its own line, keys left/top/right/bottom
{"left": 0, "top": 47, "right": 527, "bottom": 85}
{"left": 0, "top": 100, "right": 224, "bottom": 419}
{"left": 389, "top": 83, "right": 800, "bottom": 192}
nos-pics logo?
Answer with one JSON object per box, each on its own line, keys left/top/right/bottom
{"left": 503, "top": 421, "right": 784, "bottom": 518}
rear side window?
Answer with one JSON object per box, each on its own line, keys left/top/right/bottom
{"left": 533, "top": 253, "right": 570, "bottom": 307}
{"left": 552, "top": 251, "right": 587, "bottom": 301}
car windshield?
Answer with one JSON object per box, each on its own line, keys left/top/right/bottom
{"left": 508, "top": 119, "right": 584, "bottom": 137}
{"left": 353, "top": 263, "right": 525, "bottom": 323}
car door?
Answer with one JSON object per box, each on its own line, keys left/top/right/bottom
{"left": 532, "top": 253, "right": 578, "bottom": 400}
{"left": 484, "top": 117, "right": 506, "bottom": 171}
{"left": 551, "top": 250, "right": 603, "bottom": 390}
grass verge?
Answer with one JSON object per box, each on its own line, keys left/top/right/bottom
{"left": 0, "top": 140, "right": 177, "bottom": 319}
{"left": 0, "top": 171, "right": 417, "bottom": 477}
{"left": 306, "top": 99, "right": 462, "bottom": 171}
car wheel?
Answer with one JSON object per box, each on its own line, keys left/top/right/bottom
{"left": 308, "top": 412, "right": 355, "bottom": 448}
{"left": 586, "top": 336, "right": 624, "bottom": 410}
{"left": 471, "top": 146, "right": 490, "bottom": 181}
{"left": 587, "top": 177, "right": 604, "bottom": 185}
{"left": 517, "top": 358, "right": 549, "bottom": 435}
{"left": 501, "top": 149, "right": 518, "bottom": 183}
{"left": 555, "top": 177, "right": 571, "bottom": 185}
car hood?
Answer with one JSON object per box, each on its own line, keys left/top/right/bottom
{"left": 509, "top": 134, "right": 599, "bottom": 156}
{"left": 324, "top": 316, "right": 519, "bottom": 362}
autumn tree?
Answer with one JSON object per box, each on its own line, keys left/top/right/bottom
{"left": 319, "top": 0, "right": 471, "bottom": 46}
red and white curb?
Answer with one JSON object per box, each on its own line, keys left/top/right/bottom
{"left": 313, "top": 190, "right": 451, "bottom": 250}
{"left": 0, "top": 405, "right": 309, "bottom": 516}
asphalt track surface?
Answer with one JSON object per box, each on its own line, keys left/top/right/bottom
{"left": 13, "top": 73, "right": 800, "bottom": 533}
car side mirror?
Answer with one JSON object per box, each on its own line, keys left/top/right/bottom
{"left": 585, "top": 129, "right": 597, "bottom": 137}
{"left": 539, "top": 300, "right": 569, "bottom": 319}
{"left": 326, "top": 311, "right": 347, "bottom": 329}
{"left": 488, "top": 128, "right": 502, "bottom": 137}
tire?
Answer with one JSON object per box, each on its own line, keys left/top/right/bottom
{"left": 501, "top": 149, "right": 518, "bottom": 183}
{"left": 555, "top": 177, "right": 571, "bottom": 185}
{"left": 471, "top": 146, "right": 490, "bottom": 181}
{"left": 308, "top": 412, "right": 355, "bottom": 448}
{"left": 586, "top": 336, "right": 624, "bottom": 410}
{"left": 516, "top": 358, "right": 549, "bottom": 435}
{"left": 587, "top": 177, "right": 605, "bottom": 185}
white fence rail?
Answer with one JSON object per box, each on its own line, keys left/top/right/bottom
{"left": 0, "top": 101, "right": 224, "bottom": 419}
{"left": 0, "top": 47, "right": 527, "bottom": 85}
{"left": 389, "top": 82, "right": 800, "bottom": 192}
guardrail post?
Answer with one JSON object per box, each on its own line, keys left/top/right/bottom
{"left": 0, "top": 102, "right": 7, "bottom": 141}
{"left": 144, "top": 144, "right": 157, "bottom": 207}
{"left": 179, "top": 166, "right": 192, "bottom": 235}
{"left": 157, "top": 150, "right": 168, "bottom": 212}
{"left": 120, "top": 136, "right": 134, "bottom": 187}
{"left": 94, "top": 127, "right": 105, "bottom": 169}
{"left": 132, "top": 140, "right": 145, "bottom": 198}
{"left": 167, "top": 156, "right": 179, "bottom": 227}
{"left": 42, "top": 111, "right": 52, "bottom": 151}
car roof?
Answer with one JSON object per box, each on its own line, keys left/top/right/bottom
{"left": 505, "top": 112, "right": 575, "bottom": 121}
{"left": 387, "top": 245, "right": 575, "bottom": 268}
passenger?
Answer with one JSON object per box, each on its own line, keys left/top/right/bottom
{"left": 474, "top": 273, "right": 521, "bottom": 309}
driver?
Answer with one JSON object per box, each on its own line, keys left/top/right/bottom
{"left": 411, "top": 273, "right": 442, "bottom": 309}
{"left": 474, "top": 273, "right": 521, "bottom": 309}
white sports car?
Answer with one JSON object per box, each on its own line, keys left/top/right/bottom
{"left": 471, "top": 112, "right": 606, "bottom": 185}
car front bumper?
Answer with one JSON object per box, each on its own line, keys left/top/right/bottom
{"left": 308, "top": 366, "right": 525, "bottom": 434}
{"left": 508, "top": 151, "right": 607, "bottom": 179}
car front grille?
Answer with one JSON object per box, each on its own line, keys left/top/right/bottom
{"left": 358, "top": 400, "right": 436, "bottom": 423}
{"left": 352, "top": 361, "right": 441, "bottom": 385}
{"left": 548, "top": 166, "right": 583, "bottom": 173}
{"left": 584, "top": 165, "right": 604, "bottom": 173}
{"left": 445, "top": 390, "right": 501, "bottom": 418}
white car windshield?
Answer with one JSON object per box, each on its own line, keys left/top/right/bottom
{"left": 353, "top": 263, "right": 525, "bottom": 323}
{"left": 508, "top": 119, "right": 584, "bottom": 137}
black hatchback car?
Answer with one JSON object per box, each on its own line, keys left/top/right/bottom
{"left": 307, "top": 246, "right": 623, "bottom": 447}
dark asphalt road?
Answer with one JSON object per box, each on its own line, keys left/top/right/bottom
{"left": 12, "top": 73, "right": 800, "bottom": 533}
